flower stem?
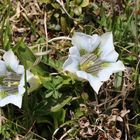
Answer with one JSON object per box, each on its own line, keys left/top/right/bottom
{"left": 23, "top": 70, "right": 30, "bottom": 128}
{"left": 94, "top": 93, "right": 98, "bottom": 105}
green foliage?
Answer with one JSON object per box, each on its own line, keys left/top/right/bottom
{"left": 0, "top": 120, "right": 17, "bottom": 139}
{"left": 0, "top": 0, "right": 140, "bottom": 139}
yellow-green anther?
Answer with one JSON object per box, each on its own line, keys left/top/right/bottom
{"left": 0, "top": 91, "right": 8, "bottom": 99}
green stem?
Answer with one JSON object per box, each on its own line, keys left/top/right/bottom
{"left": 53, "top": 115, "right": 58, "bottom": 130}
{"left": 23, "top": 70, "right": 30, "bottom": 128}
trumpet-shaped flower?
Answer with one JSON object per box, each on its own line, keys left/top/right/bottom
{"left": 63, "top": 32, "right": 125, "bottom": 94}
{"left": 0, "top": 50, "right": 40, "bottom": 108}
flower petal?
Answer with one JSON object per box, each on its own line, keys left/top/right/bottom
{"left": 19, "top": 71, "right": 41, "bottom": 94}
{"left": 69, "top": 46, "right": 80, "bottom": 59}
{"left": 100, "top": 32, "right": 117, "bottom": 60}
{"left": 18, "top": 85, "right": 25, "bottom": 96}
{"left": 0, "top": 94, "right": 23, "bottom": 108}
{"left": 63, "top": 47, "right": 80, "bottom": 73}
{"left": 98, "top": 61, "right": 125, "bottom": 81}
{"left": 17, "top": 65, "right": 24, "bottom": 74}
{"left": 63, "top": 57, "right": 79, "bottom": 73}
{"left": 26, "top": 71, "right": 41, "bottom": 93}
{"left": 72, "top": 32, "right": 101, "bottom": 52}
{"left": 0, "top": 60, "right": 7, "bottom": 76}
{"left": 3, "top": 50, "right": 19, "bottom": 72}
{"left": 76, "top": 71, "right": 103, "bottom": 93}
{"left": 100, "top": 50, "right": 119, "bottom": 62}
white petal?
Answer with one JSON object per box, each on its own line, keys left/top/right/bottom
{"left": 76, "top": 71, "right": 103, "bottom": 94}
{"left": 72, "top": 32, "right": 101, "bottom": 53}
{"left": 0, "top": 60, "right": 7, "bottom": 76}
{"left": 26, "top": 71, "right": 33, "bottom": 81}
{"left": 26, "top": 71, "right": 41, "bottom": 93}
{"left": 3, "top": 50, "right": 19, "bottom": 72}
{"left": 69, "top": 46, "right": 80, "bottom": 59}
{"left": 98, "top": 61, "right": 125, "bottom": 81}
{"left": 16, "top": 65, "right": 24, "bottom": 74}
{"left": 63, "top": 47, "right": 80, "bottom": 73}
{"left": 100, "top": 50, "right": 119, "bottom": 62}
{"left": 91, "top": 34, "right": 101, "bottom": 50}
{"left": 18, "top": 85, "right": 25, "bottom": 96}
{"left": 100, "top": 32, "right": 116, "bottom": 59}
{"left": 19, "top": 73, "right": 25, "bottom": 87}
{"left": 19, "top": 71, "right": 41, "bottom": 93}
{"left": 63, "top": 57, "right": 79, "bottom": 73}
{"left": 0, "top": 94, "right": 23, "bottom": 108}
{"left": 19, "top": 71, "right": 34, "bottom": 87}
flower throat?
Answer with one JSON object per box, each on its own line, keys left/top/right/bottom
{"left": 0, "top": 72, "right": 21, "bottom": 98}
{"left": 80, "top": 54, "right": 102, "bottom": 75}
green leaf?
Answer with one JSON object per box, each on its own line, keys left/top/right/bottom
{"left": 114, "top": 72, "right": 123, "bottom": 89}
{"left": 51, "top": 96, "right": 72, "bottom": 112}
{"left": 42, "top": 77, "right": 55, "bottom": 90}
{"left": 60, "top": 16, "right": 68, "bottom": 34}
{"left": 75, "top": 0, "right": 82, "bottom": 5}
{"left": 14, "top": 40, "right": 55, "bottom": 76}
{"left": 51, "top": 109, "right": 66, "bottom": 126}
{"left": 45, "top": 91, "right": 54, "bottom": 98}
{"left": 42, "top": 55, "right": 63, "bottom": 72}
{"left": 42, "top": 75, "right": 71, "bottom": 91}
{"left": 53, "top": 90, "right": 62, "bottom": 99}
{"left": 80, "top": 0, "right": 89, "bottom": 7}
{"left": 75, "top": 108, "right": 84, "bottom": 118}
{"left": 2, "top": 19, "right": 12, "bottom": 50}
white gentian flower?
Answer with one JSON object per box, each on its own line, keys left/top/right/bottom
{"left": 0, "top": 50, "right": 40, "bottom": 108}
{"left": 63, "top": 32, "right": 125, "bottom": 94}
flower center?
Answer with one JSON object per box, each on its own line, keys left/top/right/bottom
{"left": 0, "top": 72, "right": 21, "bottom": 99}
{"left": 80, "top": 54, "right": 102, "bottom": 75}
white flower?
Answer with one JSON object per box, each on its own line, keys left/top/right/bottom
{"left": 63, "top": 32, "right": 125, "bottom": 94}
{"left": 0, "top": 50, "right": 40, "bottom": 108}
